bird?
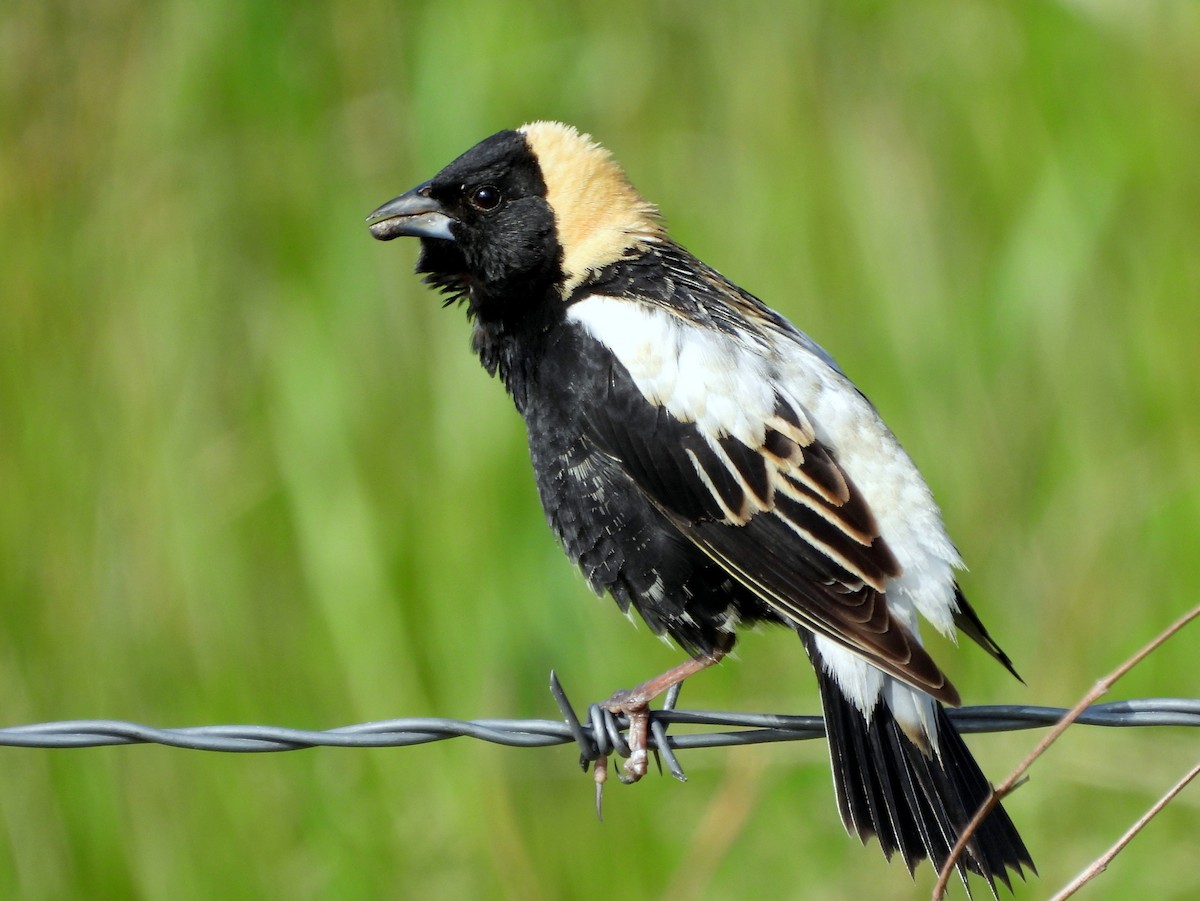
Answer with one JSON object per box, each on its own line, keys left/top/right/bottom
{"left": 367, "top": 121, "right": 1033, "bottom": 893}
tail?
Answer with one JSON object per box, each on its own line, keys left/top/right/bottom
{"left": 811, "top": 655, "right": 1035, "bottom": 895}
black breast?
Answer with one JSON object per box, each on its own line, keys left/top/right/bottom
{"left": 519, "top": 321, "right": 773, "bottom": 656}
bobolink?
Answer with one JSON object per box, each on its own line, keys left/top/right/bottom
{"left": 368, "top": 122, "right": 1033, "bottom": 891}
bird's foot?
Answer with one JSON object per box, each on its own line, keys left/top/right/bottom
{"left": 596, "top": 648, "right": 728, "bottom": 785}
{"left": 601, "top": 689, "right": 654, "bottom": 783}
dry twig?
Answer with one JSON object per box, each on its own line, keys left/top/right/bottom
{"left": 1049, "top": 761, "right": 1200, "bottom": 900}
{"left": 931, "top": 603, "right": 1200, "bottom": 900}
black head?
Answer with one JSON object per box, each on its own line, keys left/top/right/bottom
{"left": 368, "top": 130, "right": 560, "bottom": 315}
{"left": 368, "top": 123, "right": 664, "bottom": 322}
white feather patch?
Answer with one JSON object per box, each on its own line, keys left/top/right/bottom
{"left": 567, "top": 296, "right": 776, "bottom": 446}
{"left": 814, "top": 635, "right": 941, "bottom": 754}
{"left": 812, "top": 636, "right": 886, "bottom": 715}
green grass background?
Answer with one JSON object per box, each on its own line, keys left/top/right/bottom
{"left": 3, "top": 1, "right": 1198, "bottom": 898}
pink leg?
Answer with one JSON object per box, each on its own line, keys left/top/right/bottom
{"left": 601, "top": 649, "right": 727, "bottom": 783}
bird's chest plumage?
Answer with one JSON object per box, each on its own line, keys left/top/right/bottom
{"left": 509, "top": 321, "right": 759, "bottom": 655}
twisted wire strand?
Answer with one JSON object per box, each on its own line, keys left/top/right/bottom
{"left": 1, "top": 673, "right": 1195, "bottom": 783}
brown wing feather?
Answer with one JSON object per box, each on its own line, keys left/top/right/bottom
{"left": 650, "top": 394, "right": 959, "bottom": 705}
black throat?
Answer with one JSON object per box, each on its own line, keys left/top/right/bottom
{"left": 467, "top": 278, "right": 566, "bottom": 414}
{"left": 414, "top": 210, "right": 566, "bottom": 414}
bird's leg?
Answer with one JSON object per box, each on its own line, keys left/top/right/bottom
{"left": 601, "top": 648, "right": 727, "bottom": 784}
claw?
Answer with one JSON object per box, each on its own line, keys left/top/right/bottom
{"left": 594, "top": 755, "right": 607, "bottom": 820}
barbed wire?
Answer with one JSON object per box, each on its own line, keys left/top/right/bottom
{"left": 1, "top": 673, "right": 1196, "bottom": 783}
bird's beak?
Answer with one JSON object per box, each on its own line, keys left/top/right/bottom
{"left": 366, "top": 181, "right": 456, "bottom": 242}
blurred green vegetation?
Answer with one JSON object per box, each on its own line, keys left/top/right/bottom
{"left": 2, "top": 0, "right": 1198, "bottom": 897}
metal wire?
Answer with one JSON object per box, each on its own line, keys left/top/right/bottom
{"left": 1, "top": 673, "right": 1196, "bottom": 783}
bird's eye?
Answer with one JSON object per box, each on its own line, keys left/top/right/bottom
{"left": 467, "top": 184, "right": 502, "bottom": 211}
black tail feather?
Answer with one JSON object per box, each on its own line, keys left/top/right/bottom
{"left": 812, "top": 659, "right": 1035, "bottom": 895}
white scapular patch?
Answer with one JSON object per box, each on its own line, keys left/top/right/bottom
{"left": 566, "top": 296, "right": 777, "bottom": 447}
